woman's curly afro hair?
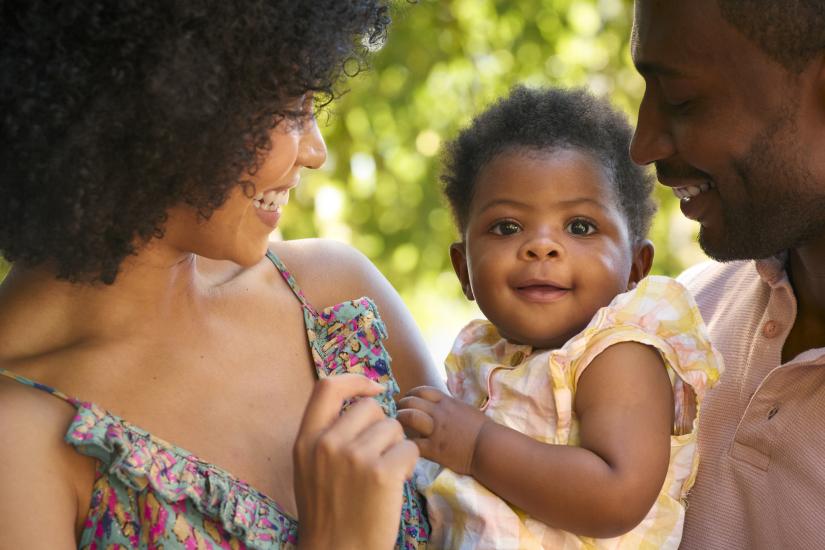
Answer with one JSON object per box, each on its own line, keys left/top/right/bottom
{"left": 0, "top": 0, "right": 390, "bottom": 283}
{"left": 442, "top": 86, "right": 656, "bottom": 245}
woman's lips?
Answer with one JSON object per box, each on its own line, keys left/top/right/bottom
{"left": 254, "top": 205, "right": 282, "bottom": 228}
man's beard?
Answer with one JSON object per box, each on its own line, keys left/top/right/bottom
{"left": 700, "top": 111, "right": 825, "bottom": 262}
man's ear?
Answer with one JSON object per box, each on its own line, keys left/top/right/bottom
{"left": 627, "top": 239, "right": 654, "bottom": 290}
{"left": 449, "top": 242, "right": 474, "bottom": 301}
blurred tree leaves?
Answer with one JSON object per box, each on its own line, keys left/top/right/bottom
{"left": 281, "top": 0, "right": 703, "bottom": 324}
{"left": 1, "top": 1, "right": 705, "bottom": 332}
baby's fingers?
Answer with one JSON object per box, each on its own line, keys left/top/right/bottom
{"left": 404, "top": 385, "right": 447, "bottom": 402}
{"left": 396, "top": 408, "right": 435, "bottom": 438}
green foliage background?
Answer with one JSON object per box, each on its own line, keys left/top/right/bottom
{"left": 280, "top": 0, "right": 705, "bottom": 351}
{"left": 0, "top": 0, "right": 706, "bottom": 356}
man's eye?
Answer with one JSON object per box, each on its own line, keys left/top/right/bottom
{"left": 490, "top": 221, "right": 522, "bottom": 235}
{"left": 566, "top": 219, "right": 596, "bottom": 236}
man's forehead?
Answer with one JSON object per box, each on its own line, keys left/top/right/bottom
{"left": 631, "top": 0, "right": 724, "bottom": 75}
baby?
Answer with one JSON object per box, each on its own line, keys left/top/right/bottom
{"left": 398, "top": 86, "right": 722, "bottom": 549}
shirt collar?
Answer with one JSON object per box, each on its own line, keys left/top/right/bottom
{"left": 754, "top": 251, "right": 790, "bottom": 289}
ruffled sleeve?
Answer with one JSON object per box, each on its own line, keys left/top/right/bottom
{"left": 565, "top": 276, "right": 724, "bottom": 432}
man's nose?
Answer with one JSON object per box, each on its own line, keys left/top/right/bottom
{"left": 630, "top": 89, "right": 676, "bottom": 166}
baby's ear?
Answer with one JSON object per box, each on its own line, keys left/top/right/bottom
{"left": 628, "top": 239, "right": 655, "bottom": 289}
{"left": 449, "top": 242, "right": 474, "bottom": 301}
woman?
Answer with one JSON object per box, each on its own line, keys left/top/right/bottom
{"left": 0, "top": 1, "right": 441, "bottom": 548}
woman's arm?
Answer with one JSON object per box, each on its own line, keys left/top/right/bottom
{"left": 0, "top": 381, "right": 91, "bottom": 549}
{"left": 398, "top": 341, "right": 674, "bottom": 538}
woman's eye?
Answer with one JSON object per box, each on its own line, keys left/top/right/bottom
{"left": 567, "top": 219, "right": 596, "bottom": 236}
{"left": 490, "top": 221, "right": 522, "bottom": 235}
{"left": 284, "top": 93, "right": 315, "bottom": 120}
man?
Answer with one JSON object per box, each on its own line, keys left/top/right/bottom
{"left": 630, "top": 1, "right": 825, "bottom": 548}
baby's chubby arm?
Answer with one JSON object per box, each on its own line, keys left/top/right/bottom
{"left": 397, "top": 341, "right": 673, "bottom": 539}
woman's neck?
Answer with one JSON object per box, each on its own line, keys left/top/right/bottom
{"left": 0, "top": 246, "right": 214, "bottom": 365}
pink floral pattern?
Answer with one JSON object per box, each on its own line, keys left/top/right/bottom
{"left": 0, "top": 250, "right": 428, "bottom": 549}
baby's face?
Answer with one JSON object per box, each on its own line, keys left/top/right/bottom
{"left": 453, "top": 148, "right": 641, "bottom": 349}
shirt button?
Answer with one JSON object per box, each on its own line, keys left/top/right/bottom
{"left": 768, "top": 405, "right": 780, "bottom": 420}
{"left": 763, "top": 320, "right": 779, "bottom": 338}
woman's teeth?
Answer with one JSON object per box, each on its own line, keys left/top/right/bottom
{"left": 673, "top": 181, "right": 715, "bottom": 200}
{"left": 252, "top": 189, "right": 290, "bottom": 211}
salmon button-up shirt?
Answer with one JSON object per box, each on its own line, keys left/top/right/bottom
{"left": 680, "top": 255, "right": 825, "bottom": 550}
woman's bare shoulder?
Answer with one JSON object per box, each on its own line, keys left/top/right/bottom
{"left": 0, "top": 372, "right": 78, "bottom": 442}
{"left": 268, "top": 239, "right": 381, "bottom": 306}
{"left": 0, "top": 374, "right": 95, "bottom": 543}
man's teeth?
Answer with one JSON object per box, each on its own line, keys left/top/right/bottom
{"left": 252, "top": 189, "right": 290, "bottom": 211}
{"left": 673, "top": 181, "right": 714, "bottom": 200}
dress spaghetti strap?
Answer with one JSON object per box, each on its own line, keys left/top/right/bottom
{"left": 0, "top": 367, "right": 81, "bottom": 407}
{"left": 266, "top": 249, "right": 319, "bottom": 317}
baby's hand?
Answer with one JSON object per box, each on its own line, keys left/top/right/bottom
{"left": 397, "top": 386, "right": 489, "bottom": 476}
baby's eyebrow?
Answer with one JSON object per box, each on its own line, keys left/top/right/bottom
{"left": 478, "top": 196, "right": 610, "bottom": 213}
{"left": 477, "top": 198, "right": 531, "bottom": 213}
{"left": 555, "top": 197, "right": 610, "bottom": 210}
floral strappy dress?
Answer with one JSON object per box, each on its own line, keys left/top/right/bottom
{"left": 0, "top": 250, "right": 429, "bottom": 549}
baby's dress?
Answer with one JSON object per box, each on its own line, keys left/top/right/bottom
{"left": 416, "top": 276, "right": 722, "bottom": 549}
{"left": 0, "top": 250, "right": 429, "bottom": 549}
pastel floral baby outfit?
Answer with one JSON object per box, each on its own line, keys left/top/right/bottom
{"left": 0, "top": 250, "right": 429, "bottom": 549}
{"left": 416, "top": 276, "right": 722, "bottom": 549}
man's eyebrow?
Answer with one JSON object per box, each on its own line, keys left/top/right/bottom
{"left": 634, "top": 60, "right": 686, "bottom": 78}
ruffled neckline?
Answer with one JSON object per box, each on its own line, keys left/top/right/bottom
{"left": 66, "top": 296, "right": 387, "bottom": 547}
{"left": 68, "top": 400, "right": 299, "bottom": 548}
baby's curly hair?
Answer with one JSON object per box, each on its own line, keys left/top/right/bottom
{"left": 442, "top": 86, "right": 656, "bottom": 244}
{"left": 0, "top": 0, "right": 390, "bottom": 283}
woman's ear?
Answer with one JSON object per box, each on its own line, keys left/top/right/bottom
{"left": 628, "top": 239, "right": 654, "bottom": 290}
{"left": 449, "top": 242, "right": 474, "bottom": 301}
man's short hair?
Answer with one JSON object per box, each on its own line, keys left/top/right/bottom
{"left": 718, "top": 0, "right": 825, "bottom": 73}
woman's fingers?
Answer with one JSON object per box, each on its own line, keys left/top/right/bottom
{"left": 350, "top": 415, "right": 407, "bottom": 459}
{"left": 380, "top": 439, "right": 421, "bottom": 480}
{"left": 297, "top": 374, "right": 384, "bottom": 439}
{"left": 321, "top": 394, "right": 387, "bottom": 445}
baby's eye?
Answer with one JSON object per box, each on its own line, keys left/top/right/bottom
{"left": 490, "top": 221, "right": 522, "bottom": 236}
{"left": 566, "top": 219, "right": 596, "bottom": 236}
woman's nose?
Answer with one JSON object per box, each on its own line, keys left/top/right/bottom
{"left": 630, "top": 89, "right": 676, "bottom": 166}
{"left": 299, "top": 117, "right": 327, "bottom": 170}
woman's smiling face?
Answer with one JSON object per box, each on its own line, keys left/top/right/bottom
{"left": 452, "top": 148, "right": 650, "bottom": 349}
{"left": 163, "top": 95, "right": 327, "bottom": 266}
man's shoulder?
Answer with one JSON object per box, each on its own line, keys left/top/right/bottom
{"left": 677, "top": 259, "right": 758, "bottom": 293}
{"left": 676, "top": 259, "right": 769, "bottom": 326}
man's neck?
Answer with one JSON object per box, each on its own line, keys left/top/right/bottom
{"left": 783, "top": 239, "right": 825, "bottom": 362}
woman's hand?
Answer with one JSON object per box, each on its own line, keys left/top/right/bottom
{"left": 397, "top": 386, "right": 489, "bottom": 476}
{"left": 293, "top": 374, "right": 419, "bottom": 550}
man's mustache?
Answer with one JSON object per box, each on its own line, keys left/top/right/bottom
{"left": 655, "top": 162, "right": 712, "bottom": 182}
